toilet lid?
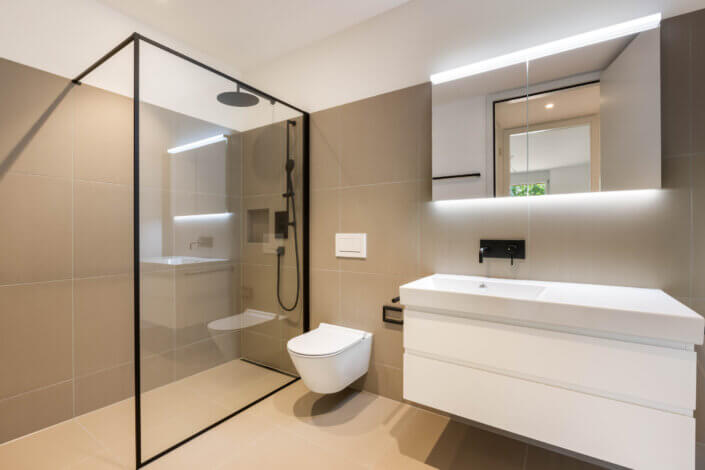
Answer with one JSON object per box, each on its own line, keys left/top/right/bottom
{"left": 287, "top": 323, "right": 365, "bottom": 357}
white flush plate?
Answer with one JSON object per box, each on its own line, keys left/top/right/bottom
{"left": 336, "top": 233, "right": 367, "bottom": 258}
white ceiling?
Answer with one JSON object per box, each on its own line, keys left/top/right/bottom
{"left": 96, "top": 0, "right": 409, "bottom": 70}
{"left": 243, "top": 0, "right": 705, "bottom": 112}
{"left": 510, "top": 125, "right": 591, "bottom": 173}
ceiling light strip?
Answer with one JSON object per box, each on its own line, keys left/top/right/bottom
{"left": 167, "top": 134, "right": 227, "bottom": 154}
{"left": 430, "top": 13, "right": 661, "bottom": 85}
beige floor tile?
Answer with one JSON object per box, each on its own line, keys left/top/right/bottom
{"left": 64, "top": 451, "right": 129, "bottom": 470}
{"left": 143, "top": 412, "right": 273, "bottom": 470}
{"left": 249, "top": 381, "right": 412, "bottom": 467}
{"left": 524, "top": 445, "right": 607, "bottom": 469}
{"left": 0, "top": 420, "right": 103, "bottom": 470}
{"left": 216, "top": 427, "right": 366, "bottom": 470}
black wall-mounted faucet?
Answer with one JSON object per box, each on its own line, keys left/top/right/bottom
{"left": 479, "top": 246, "right": 490, "bottom": 263}
{"left": 479, "top": 240, "right": 526, "bottom": 265}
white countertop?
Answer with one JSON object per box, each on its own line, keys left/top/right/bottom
{"left": 400, "top": 274, "right": 704, "bottom": 345}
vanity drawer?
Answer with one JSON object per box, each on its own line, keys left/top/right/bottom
{"left": 404, "top": 309, "right": 696, "bottom": 412}
{"left": 404, "top": 352, "right": 694, "bottom": 470}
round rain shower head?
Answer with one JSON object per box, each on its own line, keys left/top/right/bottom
{"left": 217, "top": 85, "right": 259, "bottom": 107}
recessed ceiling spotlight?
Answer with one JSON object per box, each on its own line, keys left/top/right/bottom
{"left": 545, "top": 103, "right": 554, "bottom": 109}
{"left": 430, "top": 13, "right": 661, "bottom": 84}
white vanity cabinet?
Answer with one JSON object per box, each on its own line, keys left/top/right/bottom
{"left": 400, "top": 274, "right": 704, "bottom": 470}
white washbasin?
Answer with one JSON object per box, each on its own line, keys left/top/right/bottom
{"left": 400, "top": 274, "right": 704, "bottom": 345}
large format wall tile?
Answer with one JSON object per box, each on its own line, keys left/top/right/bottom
{"left": 74, "top": 180, "right": 132, "bottom": 278}
{"left": 74, "top": 274, "right": 133, "bottom": 377}
{"left": 340, "top": 84, "right": 427, "bottom": 186}
{"left": 0, "top": 58, "right": 73, "bottom": 179}
{"left": 693, "top": 154, "right": 705, "bottom": 299}
{"left": 0, "top": 281, "right": 72, "bottom": 400}
{"left": 310, "top": 106, "right": 342, "bottom": 190}
{"left": 691, "top": 9, "right": 705, "bottom": 154}
{"left": 340, "top": 271, "right": 405, "bottom": 369}
{"left": 242, "top": 123, "right": 285, "bottom": 196}
{"left": 661, "top": 13, "right": 692, "bottom": 157}
{"left": 310, "top": 269, "right": 341, "bottom": 328}
{"left": 74, "top": 362, "right": 133, "bottom": 416}
{"left": 310, "top": 189, "right": 339, "bottom": 270}
{"left": 527, "top": 187, "right": 691, "bottom": 297}
{"left": 338, "top": 181, "right": 419, "bottom": 276}
{"left": 420, "top": 194, "right": 530, "bottom": 279}
{"left": 0, "top": 381, "right": 73, "bottom": 444}
{"left": 74, "top": 84, "right": 132, "bottom": 185}
{"left": 0, "top": 173, "right": 72, "bottom": 284}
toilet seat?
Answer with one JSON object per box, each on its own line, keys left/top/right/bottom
{"left": 287, "top": 323, "right": 373, "bottom": 394}
{"left": 288, "top": 323, "right": 364, "bottom": 358}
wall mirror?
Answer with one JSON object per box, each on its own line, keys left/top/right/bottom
{"left": 432, "top": 28, "right": 661, "bottom": 201}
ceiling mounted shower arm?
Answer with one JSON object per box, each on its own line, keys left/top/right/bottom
{"left": 133, "top": 33, "right": 304, "bottom": 114}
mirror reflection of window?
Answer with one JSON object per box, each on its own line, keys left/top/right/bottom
{"left": 494, "top": 82, "right": 600, "bottom": 196}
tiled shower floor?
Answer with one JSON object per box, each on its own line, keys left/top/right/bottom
{"left": 0, "top": 363, "right": 607, "bottom": 469}
{"left": 0, "top": 359, "right": 293, "bottom": 469}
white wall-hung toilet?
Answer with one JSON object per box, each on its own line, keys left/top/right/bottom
{"left": 287, "top": 323, "right": 372, "bottom": 394}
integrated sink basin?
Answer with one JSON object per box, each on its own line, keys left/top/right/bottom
{"left": 401, "top": 274, "right": 703, "bottom": 345}
{"left": 401, "top": 274, "right": 704, "bottom": 469}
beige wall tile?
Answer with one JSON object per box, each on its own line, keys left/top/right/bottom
{"left": 242, "top": 123, "right": 285, "bottom": 196}
{"left": 340, "top": 271, "right": 403, "bottom": 368}
{"left": 0, "top": 173, "right": 72, "bottom": 284}
{"left": 310, "top": 189, "right": 339, "bottom": 270}
{"left": 74, "top": 84, "right": 132, "bottom": 185}
{"left": 74, "top": 181, "right": 132, "bottom": 278}
{"left": 75, "top": 363, "right": 133, "bottom": 416}
{"left": 339, "top": 181, "right": 419, "bottom": 275}
{"left": 195, "top": 140, "right": 229, "bottom": 196}
{"left": 527, "top": 185, "right": 691, "bottom": 297}
{"left": 310, "top": 269, "right": 341, "bottom": 328}
{"left": 241, "top": 330, "right": 282, "bottom": 368}
{"left": 241, "top": 194, "right": 283, "bottom": 266}
{"left": 0, "top": 281, "right": 72, "bottom": 400}
{"left": 140, "top": 269, "right": 174, "bottom": 357}
{"left": 226, "top": 133, "right": 243, "bottom": 197}
{"left": 420, "top": 195, "right": 529, "bottom": 278}
{"left": 174, "top": 266, "right": 233, "bottom": 348}
{"left": 340, "top": 84, "right": 426, "bottom": 186}
{"left": 692, "top": 155, "right": 705, "bottom": 298}
{"left": 0, "top": 381, "right": 73, "bottom": 444}
{"left": 276, "top": 266, "right": 304, "bottom": 339}
{"left": 0, "top": 58, "right": 73, "bottom": 179}
{"left": 242, "top": 263, "right": 279, "bottom": 315}
{"left": 691, "top": 10, "right": 705, "bottom": 154}
{"left": 661, "top": 14, "right": 692, "bottom": 157}
{"left": 141, "top": 352, "right": 175, "bottom": 393}
{"left": 172, "top": 337, "right": 237, "bottom": 381}
{"left": 74, "top": 274, "right": 133, "bottom": 376}
{"left": 140, "top": 103, "right": 173, "bottom": 190}
{"left": 351, "top": 362, "right": 403, "bottom": 402}
{"left": 310, "top": 106, "right": 342, "bottom": 189}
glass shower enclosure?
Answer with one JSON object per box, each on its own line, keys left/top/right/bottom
{"left": 73, "top": 33, "right": 309, "bottom": 468}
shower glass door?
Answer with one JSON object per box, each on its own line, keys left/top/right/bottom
{"left": 137, "top": 39, "right": 306, "bottom": 464}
